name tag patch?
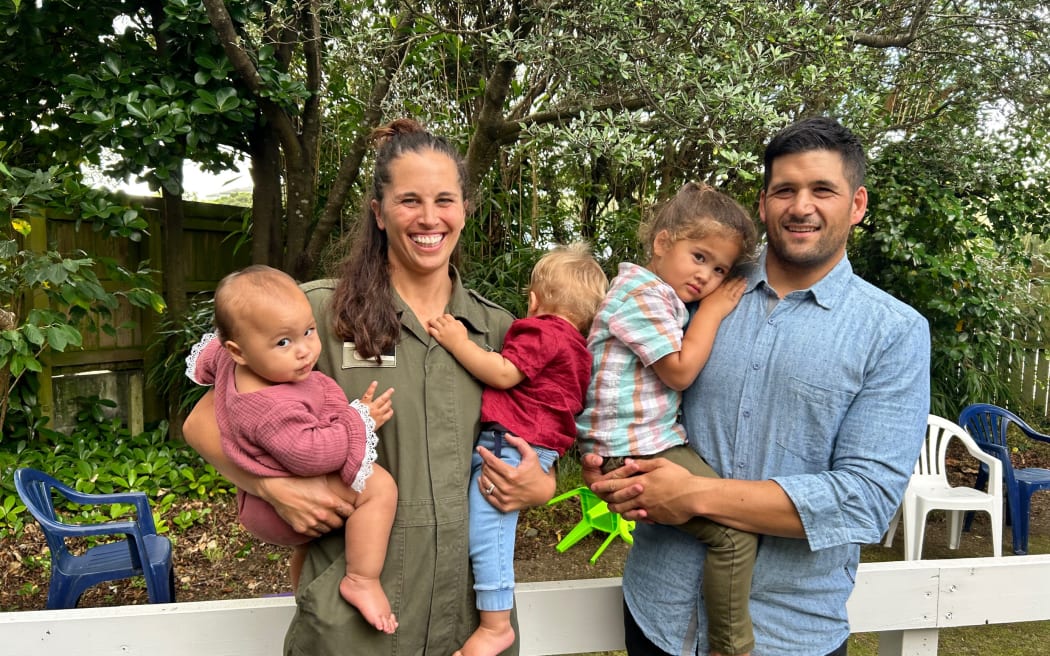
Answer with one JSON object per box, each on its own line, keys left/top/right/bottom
{"left": 342, "top": 342, "right": 396, "bottom": 368}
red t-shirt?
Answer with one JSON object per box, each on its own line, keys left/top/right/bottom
{"left": 480, "top": 314, "right": 591, "bottom": 456}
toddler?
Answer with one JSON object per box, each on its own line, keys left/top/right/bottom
{"left": 427, "top": 243, "right": 608, "bottom": 656}
{"left": 576, "top": 182, "right": 759, "bottom": 656}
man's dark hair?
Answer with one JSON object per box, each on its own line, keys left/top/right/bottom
{"left": 763, "top": 117, "right": 866, "bottom": 191}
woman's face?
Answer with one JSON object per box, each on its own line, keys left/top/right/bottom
{"left": 371, "top": 149, "right": 466, "bottom": 280}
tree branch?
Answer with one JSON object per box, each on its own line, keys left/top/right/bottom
{"left": 201, "top": 0, "right": 303, "bottom": 162}
{"left": 847, "top": 0, "right": 932, "bottom": 48}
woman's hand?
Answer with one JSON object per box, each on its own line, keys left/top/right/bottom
{"left": 256, "top": 474, "right": 355, "bottom": 537}
{"left": 185, "top": 391, "right": 353, "bottom": 537}
{"left": 477, "top": 433, "right": 556, "bottom": 512}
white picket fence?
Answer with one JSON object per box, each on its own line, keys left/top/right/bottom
{"left": 1007, "top": 340, "right": 1050, "bottom": 418}
{"left": 3, "top": 555, "right": 1050, "bottom": 656}
{"left": 1007, "top": 304, "right": 1049, "bottom": 419}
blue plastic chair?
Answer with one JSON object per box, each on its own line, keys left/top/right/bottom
{"left": 14, "top": 467, "right": 175, "bottom": 609}
{"left": 547, "top": 486, "right": 634, "bottom": 565}
{"left": 958, "top": 404, "right": 1050, "bottom": 555}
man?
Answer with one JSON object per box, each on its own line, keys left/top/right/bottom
{"left": 585, "top": 117, "right": 930, "bottom": 655}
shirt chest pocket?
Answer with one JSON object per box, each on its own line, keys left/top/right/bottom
{"left": 774, "top": 377, "right": 856, "bottom": 467}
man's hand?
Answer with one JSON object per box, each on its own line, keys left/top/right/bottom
{"left": 588, "top": 457, "right": 703, "bottom": 524}
{"left": 256, "top": 474, "right": 355, "bottom": 537}
{"left": 580, "top": 452, "right": 646, "bottom": 516}
{"left": 477, "top": 433, "right": 556, "bottom": 512}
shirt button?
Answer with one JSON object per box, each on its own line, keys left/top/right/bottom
{"left": 742, "top": 410, "right": 751, "bottom": 418}
{"left": 752, "top": 362, "right": 760, "bottom": 370}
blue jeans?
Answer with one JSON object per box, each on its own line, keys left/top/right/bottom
{"left": 469, "top": 429, "right": 558, "bottom": 611}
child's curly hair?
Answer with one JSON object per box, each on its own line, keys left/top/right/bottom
{"left": 639, "top": 182, "right": 758, "bottom": 268}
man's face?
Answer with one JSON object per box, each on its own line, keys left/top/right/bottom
{"left": 759, "top": 149, "right": 866, "bottom": 285}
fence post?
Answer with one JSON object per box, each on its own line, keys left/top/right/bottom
{"left": 877, "top": 628, "right": 939, "bottom": 656}
{"left": 28, "top": 212, "right": 54, "bottom": 425}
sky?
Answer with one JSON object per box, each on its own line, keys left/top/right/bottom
{"left": 91, "top": 156, "right": 252, "bottom": 199}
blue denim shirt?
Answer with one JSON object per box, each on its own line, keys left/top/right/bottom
{"left": 622, "top": 251, "right": 930, "bottom": 655}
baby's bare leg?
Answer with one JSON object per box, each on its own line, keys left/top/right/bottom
{"left": 290, "top": 544, "right": 308, "bottom": 593}
{"left": 328, "top": 468, "right": 399, "bottom": 634}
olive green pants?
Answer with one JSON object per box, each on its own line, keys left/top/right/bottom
{"left": 603, "top": 445, "right": 757, "bottom": 655}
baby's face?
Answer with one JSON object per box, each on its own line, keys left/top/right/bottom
{"left": 231, "top": 289, "right": 321, "bottom": 384}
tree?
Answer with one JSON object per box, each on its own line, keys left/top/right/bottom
{"left": 5, "top": 0, "right": 1050, "bottom": 416}
{"left": 857, "top": 130, "right": 1050, "bottom": 416}
{"left": 1, "top": 0, "right": 256, "bottom": 323}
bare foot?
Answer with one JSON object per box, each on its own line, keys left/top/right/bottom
{"left": 451, "top": 623, "right": 515, "bottom": 656}
{"left": 339, "top": 573, "right": 398, "bottom": 634}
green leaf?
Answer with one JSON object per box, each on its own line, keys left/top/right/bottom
{"left": 22, "top": 324, "right": 44, "bottom": 346}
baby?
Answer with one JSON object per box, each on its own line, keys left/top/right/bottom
{"left": 186, "top": 265, "right": 398, "bottom": 634}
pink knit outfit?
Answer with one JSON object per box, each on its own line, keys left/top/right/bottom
{"left": 186, "top": 334, "right": 378, "bottom": 545}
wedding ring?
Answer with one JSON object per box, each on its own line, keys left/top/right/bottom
{"left": 485, "top": 483, "right": 496, "bottom": 495}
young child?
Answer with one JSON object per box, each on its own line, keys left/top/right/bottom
{"left": 426, "top": 243, "right": 608, "bottom": 656}
{"left": 185, "top": 265, "right": 399, "bottom": 634}
{"left": 576, "top": 182, "right": 760, "bottom": 656}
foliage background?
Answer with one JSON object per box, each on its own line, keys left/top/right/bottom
{"left": 2, "top": 0, "right": 1050, "bottom": 434}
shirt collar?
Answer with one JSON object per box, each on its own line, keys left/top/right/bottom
{"left": 743, "top": 247, "right": 854, "bottom": 310}
{"left": 392, "top": 266, "right": 500, "bottom": 337}
{"left": 446, "top": 266, "right": 491, "bottom": 330}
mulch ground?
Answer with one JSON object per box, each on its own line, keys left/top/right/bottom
{"left": 0, "top": 493, "right": 629, "bottom": 611}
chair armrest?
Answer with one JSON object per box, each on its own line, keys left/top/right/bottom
{"left": 1018, "top": 420, "right": 1050, "bottom": 445}
{"left": 958, "top": 438, "right": 1004, "bottom": 496}
{"left": 28, "top": 513, "right": 144, "bottom": 540}
{"left": 54, "top": 487, "right": 158, "bottom": 534}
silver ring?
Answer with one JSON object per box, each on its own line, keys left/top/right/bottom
{"left": 485, "top": 483, "right": 496, "bottom": 495}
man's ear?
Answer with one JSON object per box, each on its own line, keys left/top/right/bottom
{"left": 224, "top": 340, "right": 248, "bottom": 366}
{"left": 850, "top": 185, "right": 868, "bottom": 226}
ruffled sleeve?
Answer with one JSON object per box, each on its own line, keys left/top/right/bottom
{"left": 185, "top": 332, "right": 220, "bottom": 386}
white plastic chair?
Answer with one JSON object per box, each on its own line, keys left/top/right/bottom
{"left": 883, "top": 414, "right": 1003, "bottom": 560}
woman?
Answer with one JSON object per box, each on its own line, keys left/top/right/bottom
{"left": 184, "top": 118, "right": 555, "bottom": 655}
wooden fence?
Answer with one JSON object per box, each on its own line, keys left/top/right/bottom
{"left": 1005, "top": 319, "right": 1050, "bottom": 418}
{"left": 4, "top": 556, "right": 1050, "bottom": 655}
{"left": 31, "top": 198, "right": 250, "bottom": 432}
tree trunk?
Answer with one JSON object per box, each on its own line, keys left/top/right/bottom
{"left": 250, "top": 126, "right": 284, "bottom": 268}
{"left": 300, "top": 13, "right": 416, "bottom": 280}
{"left": 160, "top": 177, "right": 188, "bottom": 440}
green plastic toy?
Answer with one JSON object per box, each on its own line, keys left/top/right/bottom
{"left": 547, "top": 486, "right": 635, "bottom": 564}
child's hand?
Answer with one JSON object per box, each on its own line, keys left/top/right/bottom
{"left": 359, "top": 380, "right": 394, "bottom": 429}
{"left": 698, "top": 276, "right": 746, "bottom": 320}
{"left": 427, "top": 313, "right": 468, "bottom": 349}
